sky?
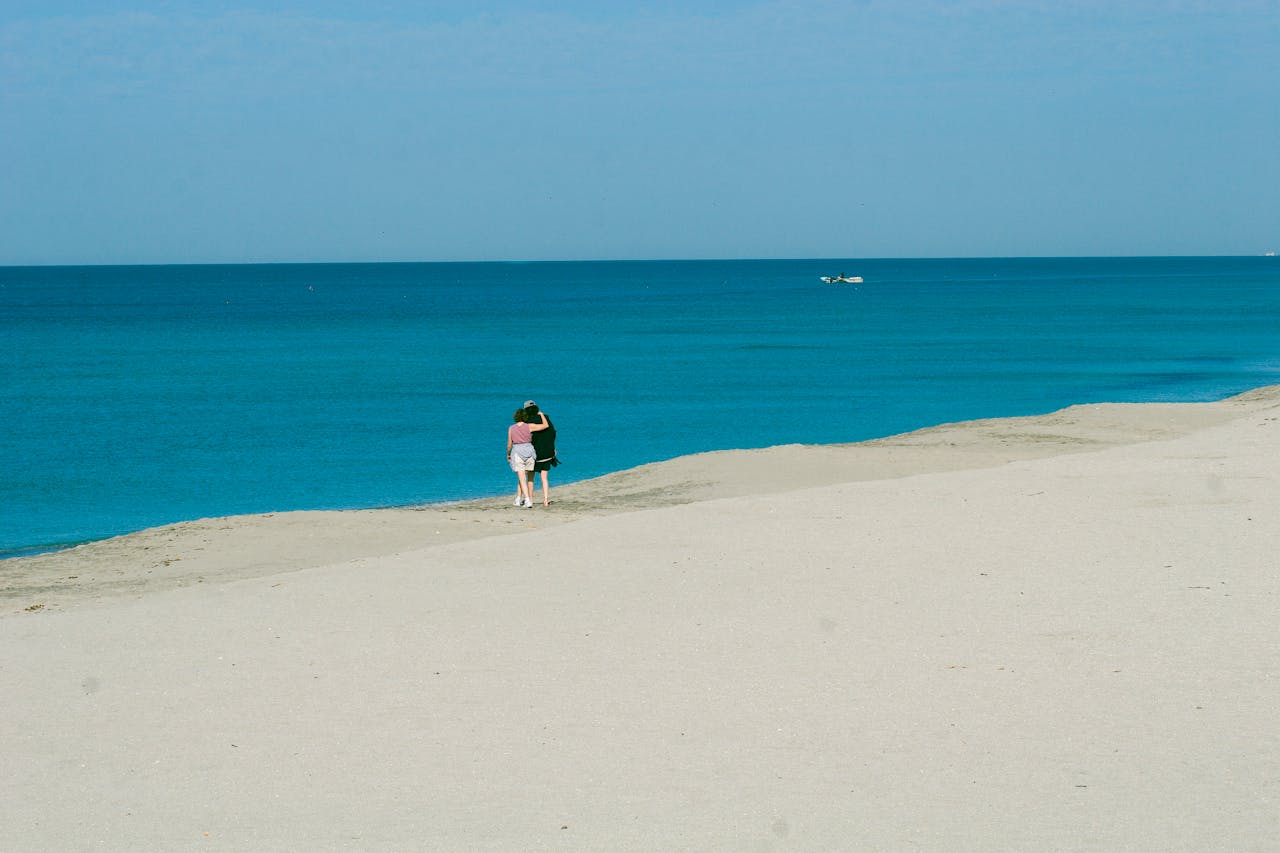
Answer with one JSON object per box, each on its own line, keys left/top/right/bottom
{"left": 2, "top": 0, "right": 1278, "bottom": 265}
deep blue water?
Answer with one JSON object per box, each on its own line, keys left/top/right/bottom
{"left": 3, "top": 257, "right": 1279, "bottom": 557}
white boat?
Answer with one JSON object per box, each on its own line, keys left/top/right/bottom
{"left": 820, "top": 275, "right": 863, "bottom": 284}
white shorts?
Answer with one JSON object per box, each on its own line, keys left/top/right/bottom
{"left": 509, "top": 443, "right": 536, "bottom": 472}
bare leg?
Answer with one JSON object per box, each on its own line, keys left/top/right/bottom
{"left": 515, "top": 472, "right": 529, "bottom": 505}
{"left": 539, "top": 470, "right": 550, "bottom": 506}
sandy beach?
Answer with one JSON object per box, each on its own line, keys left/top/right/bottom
{"left": 3, "top": 386, "right": 1279, "bottom": 850}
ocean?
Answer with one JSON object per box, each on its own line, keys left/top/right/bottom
{"left": 3, "top": 256, "right": 1278, "bottom": 558}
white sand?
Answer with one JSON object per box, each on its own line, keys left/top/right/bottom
{"left": 3, "top": 387, "right": 1278, "bottom": 850}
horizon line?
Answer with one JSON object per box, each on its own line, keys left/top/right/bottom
{"left": 3, "top": 253, "right": 1277, "bottom": 270}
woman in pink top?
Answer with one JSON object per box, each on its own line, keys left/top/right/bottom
{"left": 507, "top": 408, "right": 550, "bottom": 508}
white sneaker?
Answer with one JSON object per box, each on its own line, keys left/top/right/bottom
{"left": 523, "top": 498, "right": 533, "bottom": 508}
{"left": 514, "top": 497, "right": 522, "bottom": 506}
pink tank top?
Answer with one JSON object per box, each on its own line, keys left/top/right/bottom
{"left": 509, "top": 423, "right": 532, "bottom": 443}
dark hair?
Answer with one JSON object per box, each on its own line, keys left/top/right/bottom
{"left": 524, "top": 403, "right": 540, "bottom": 417}
{"left": 513, "top": 408, "right": 528, "bottom": 423}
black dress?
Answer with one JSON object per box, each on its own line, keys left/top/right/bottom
{"left": 532, "top": 415, "right": 558, "bottom": 471}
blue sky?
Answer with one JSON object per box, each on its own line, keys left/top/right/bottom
{"left": 2, "top": 1, "right": 1277, "bottom": 264}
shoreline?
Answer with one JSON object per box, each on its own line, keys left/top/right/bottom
{"left": 4, "top": 384, "right": 1279, "bottom": 849}
{"left": 9, "top": 380, "right": 1276, "bottom": 565}
{"left": 5, "top": 384, "right": 1277, "bottom": 615}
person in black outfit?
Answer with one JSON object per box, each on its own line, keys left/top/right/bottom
{"left": 523, "top": 400, "right": 558, "bottom": 507}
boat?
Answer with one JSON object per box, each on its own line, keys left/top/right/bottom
{"left": 820, "top": 275, "right": 863, "bottom": 284}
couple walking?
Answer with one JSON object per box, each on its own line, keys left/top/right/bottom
{"left": 506, "top": 400, "right": 558, "bottom": 508}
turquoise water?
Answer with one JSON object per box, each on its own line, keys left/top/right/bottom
{"left": 3, "top": 257, "right": 1279, "bottom": 557}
